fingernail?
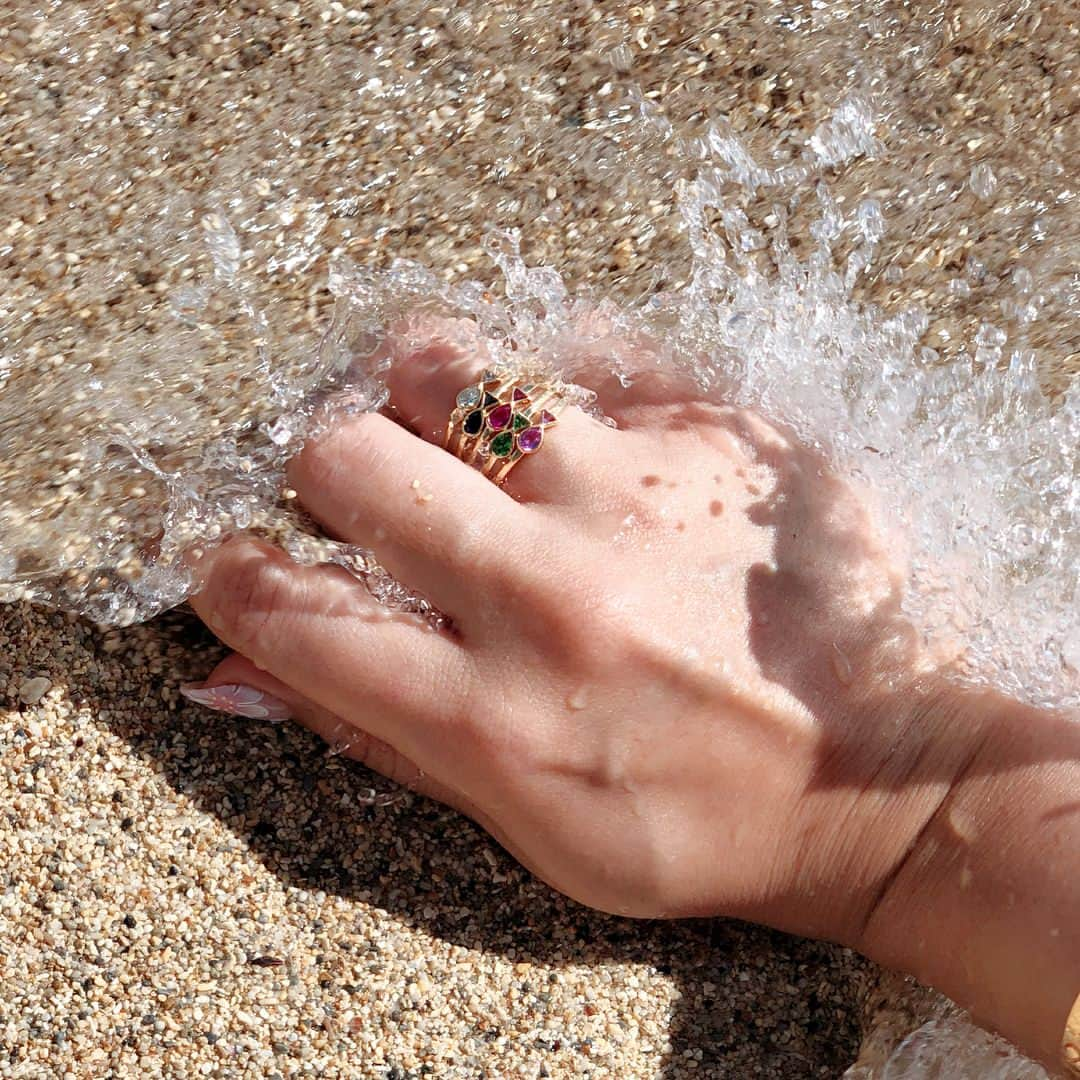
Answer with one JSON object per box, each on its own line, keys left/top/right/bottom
{"left": 180, "top": 683, "right": 291, "bottom": 722}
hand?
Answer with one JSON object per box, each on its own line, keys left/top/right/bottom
{"left": 183, "top": 319, "right": 984, "bottom": 941}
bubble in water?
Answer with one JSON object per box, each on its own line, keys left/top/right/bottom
{"left": 201, "top": 211, "right": 242, "bottom": 282}
{"left": 856, "top": 199, "right": 886, "bottom": 245}
{"left": 356, "top": 787, "right": 408, "bottom": 807}
{"left": 1064, "top": 626, "right": 1080, "bottom": 674}
{"left": 808, "top": 96, "right": 881, "bottom": 167}
{"left": 608, "top": 43, "right": 635, "bottom": 72}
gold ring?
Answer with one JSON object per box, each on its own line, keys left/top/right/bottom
{"left": 445, "top": 368, "right": 568, "bottom": 484}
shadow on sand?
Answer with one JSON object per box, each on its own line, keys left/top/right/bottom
{"left": 48, "top": 606, "right": 871, "bottom": 1079}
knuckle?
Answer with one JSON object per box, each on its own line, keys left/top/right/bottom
{"left": 448, "top": 659, "right": 531, "bottom": 763}
{"left": 543, "top": 565, "right": 618, "bottom": 645}
{"left": 443, "top": 510, "right": 490, "bottom": 569}
{"left": 461, "top": 688, "right": 544, "bottom": 771}
{"left": 208, "top": 547, "right": 297, "bottom": 661}
{"left": 448, "top": 509, "right": 523, "bottom": 587}
{"left": 293, "top": 412, "right": 390, "bottom": 492}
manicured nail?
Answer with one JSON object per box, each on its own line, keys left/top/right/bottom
{"left": 180, "top": 683, "right": 291, "bottom": 722}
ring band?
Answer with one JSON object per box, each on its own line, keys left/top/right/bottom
{"left": 445, "top": 369, "right": 568, "bottom": 483}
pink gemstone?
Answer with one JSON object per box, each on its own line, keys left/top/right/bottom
{"left": 487, "top": 403, "right": 513, "bottom": 431}
{"left": 539, "top": 410, "right": 557, "bottom": 426}
{"left": 518, "top": 426, "right": 543, "bottom": 453}
{"left": 512, "top": 387, "right": 529, "bottom": 402}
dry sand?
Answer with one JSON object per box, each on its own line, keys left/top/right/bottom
{"left": 1, "top": 602, "right": 872, "bottom": 1077}
{"left": 1, "top": 0, "right": 1075, "bottom": 1075}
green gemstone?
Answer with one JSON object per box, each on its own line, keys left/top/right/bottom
{"left": 490, "top": 432, "right": 514, "bottom": 457}
{"left": 512, "top": 412, "right": 530, "bottom": 432}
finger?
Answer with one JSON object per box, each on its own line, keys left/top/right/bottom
{"left": 380, "top": 318, "right": 617, "bottom": 505}
{"left": 189, "top": 536, "right": 469, "bottom": 768}
{"left": 287, "top": 410, "right": 526, "bottom": 609}
{"left": 183, "top": 655, "right": 619, "bottom": 912}
{"left": 180, "top": 653, "right": 451, "bottom": 803}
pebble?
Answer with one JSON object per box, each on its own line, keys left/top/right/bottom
{"left": 18, "top": 676, "right": 52, "bottom": 704}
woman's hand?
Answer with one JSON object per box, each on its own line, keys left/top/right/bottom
{"left": 183, "top": 318, "right": 969, "bottom": 940}
{"left": 181, "top": 318, "right": 1080, "bottom": 1072}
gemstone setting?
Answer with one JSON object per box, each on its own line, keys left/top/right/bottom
{"left": 487, "top": 403, "right": 513, "bottom": 431}
{"left": 489, "top": 431, "right": 515, "bottom": 457}
{"left": 518, "top": 426, "right": 543, "bottom": 453}
{"left": 463, "top": 409, "right": 484, "bottom": 436}
{"left": 456, "top": 386, "right": 481, "bottom": 409}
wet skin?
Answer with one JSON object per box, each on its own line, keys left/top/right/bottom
{"left": 183, "top": 318, "right": 1080, "bottom": 1073}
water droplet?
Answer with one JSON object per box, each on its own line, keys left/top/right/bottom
{"left": 831, "top": 643, "right": 854, "bottom": 685}
{"left": 567, "top": 686, "right": 590, "bottom": 711}
{"left": 356, "top": 787, "right": 406, "bottom": 807}
{"left": 325, "top": 723, "right": 352, "bottom": 758}
{"left": 1063, "top": 627, "right": 1080, "bottom": 674}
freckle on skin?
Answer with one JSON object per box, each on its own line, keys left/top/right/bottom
{"left": 710, "top": 500, "right": 724, "bottom": 517}
{"left": 735, "top": 468, "right": 746, "bottom": 479}
{"left": 676, "top": 522, "right": 686, "bottom": 532}
{"left": 746, "top": 483, "right": 760, "bottom": 496}
{"left": 641, "top": 475, "right": 662, "bottom": 487}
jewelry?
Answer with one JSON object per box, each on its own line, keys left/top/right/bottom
{"left": 445, "top": 368, "right": 567, "bottom": 483}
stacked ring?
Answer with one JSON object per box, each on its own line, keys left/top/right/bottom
{"left": 445, "top": 368, "right": 568, "bottom": 484}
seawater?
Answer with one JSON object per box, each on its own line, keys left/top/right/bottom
{"left": 2, "top": 89, "right": 1075, "bottom": 713}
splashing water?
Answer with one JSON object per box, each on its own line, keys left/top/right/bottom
{"left": 10, "top": 91, "right": 1073, "bottom": 711}
{"left": 847, "top": 1017, "right": 1048, "bottom": 1080}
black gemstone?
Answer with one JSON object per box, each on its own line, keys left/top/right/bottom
{"left": 482, "top": 392, "right": 499, "bottom": 408}
{"left": 463, "top": 409, "right": 484, "bottom": 436}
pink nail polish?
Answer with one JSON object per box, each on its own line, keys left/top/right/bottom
{"left": 180, "top": 683, "right": 291, "bottom": 722}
